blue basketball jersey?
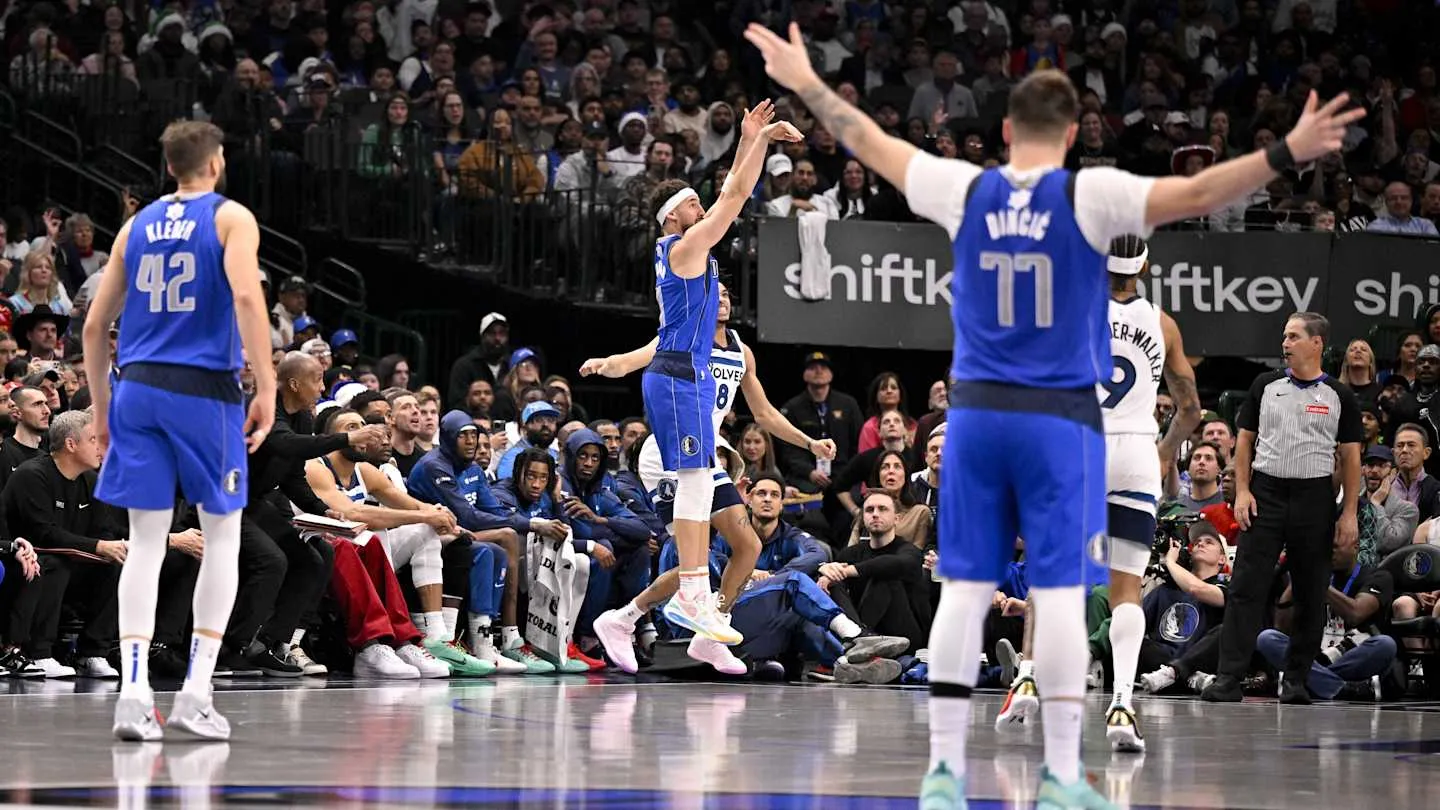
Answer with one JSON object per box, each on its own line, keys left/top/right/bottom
{"left": 653, "top": 234, "right": 720, "bottom": 363}
{"left": 120, "top": 192, "right": 241, "bottom": 373}
{"left": 949, "top": 168, "right": 1110, "bottom": 390}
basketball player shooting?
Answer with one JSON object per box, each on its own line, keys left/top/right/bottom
{"left": 745, "top": 22, "right": 1362, "bottom": 810}
{"left": 84, "top": 121, "right": 276, "bottom": 743}
{"left": 628, "top": 99, "right": 801, "bottom": 650}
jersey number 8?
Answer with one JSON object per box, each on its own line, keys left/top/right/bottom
{"left": 137, "top": 252, "right": 198, "bottom": 314}
{"left": 715, "top": 383, "right": 730, "bottom": 410}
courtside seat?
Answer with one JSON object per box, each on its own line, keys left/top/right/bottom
{"left": 1379, "top": 544, "right": 1440, "bottom": 696}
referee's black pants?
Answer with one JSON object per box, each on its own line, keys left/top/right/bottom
{"left": 1216, "top": 472, "right": 1336, "bottom": 684}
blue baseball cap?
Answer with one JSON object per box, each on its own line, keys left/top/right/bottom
{"left": 521, "top": 401, "right": 561, "bottom": 423}
{"left": 330, "top": 328, "right": 359, "bottom": 349}
{"left": 510, "top": 347, "right": 538, "bottom": 368}
{"left": 293, "top": 315, "right": 320, "bottom": 334}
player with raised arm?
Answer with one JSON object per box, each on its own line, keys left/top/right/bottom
{"left": 87, "top": 121, "right": 277, "bottom": 742}
{"left": 744, "top": 23, "right": 1361, "bottom": 809}
{"left": 995, "top": 235, "right": 1204, "bottom": 754}
{"left": 580, "top": 282, "right": 859, "bottom": 674}
{"left": 615, "top": 100, "right": 802, "bottom": 656}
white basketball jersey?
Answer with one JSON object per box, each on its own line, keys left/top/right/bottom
{"left": 1098, "top": 296, "right": 1165, "bottom": 436}
{"left": 710, "top": 329, "right": 747, "bottom": 436}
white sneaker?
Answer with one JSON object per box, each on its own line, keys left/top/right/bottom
{"left": 33, "top": 658, "right": 76, "bottom": 678}
{"left": 113, "top": 696, "right": 164, "bottom": 741}
{"left": 469, "top": 634, "right": 528, "bottom": 675}
{"left": 1139, "top": 665, "right": 1177, "bottom": 694}
{"left": 686, "top": 635, "right": 747, "bottom": 675}
{"left": 593, "top": 610, "right": 639, "bottom": 674}
{"left": 396, "top": 644, "right": 451, "bottom": 678}
{"left": 77, "top": 657, "right": 120, "bottom": 679}
{"left": 168, "top": 690, "right": 231, "bottom": 740}
{"left": 1086, "top": 659, "right": 1106, "bottom": 690}
{"left": 1187, "top": 671, "right": 1215, "bottom": 694}
{"left": 353, "top": 644, "right": 420, "bottom": 679}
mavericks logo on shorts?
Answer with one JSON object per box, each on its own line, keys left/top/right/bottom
{"left": 223, "top": 469, "right": 241, "bottom": 495}
{"left": 1087, "top": 532, "right": 1108, "bottom": 567}
{"left": 680, "top": 435, "right": 700, "bottom": 456}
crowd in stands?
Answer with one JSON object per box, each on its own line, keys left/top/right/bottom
{"left": 1, "top": 0, "right": 1439, "bottom": 693}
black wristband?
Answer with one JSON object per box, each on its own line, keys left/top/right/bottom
{"left": 1265, "top": 140, "right": 1296, "bottom": 172}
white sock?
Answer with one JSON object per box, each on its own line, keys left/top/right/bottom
{"left": 1031, "top": 586, "right": 1089, "bottom": 784}
{"left": 927, "top": 580, "right": 993, "bottom": 776}
{"left": 678, "top": 568, "right": 710, "bottom": 602}
{"left": 118, "top": 508, "right": 172, "bottom": 699}
{"left": 1108, "top": 602, "right": 1145, "bottom": 707}
{"left": 829, "top": 613, "right": 863, "bottom": 641}
{"left": 183, "top": 635, "right": 222, "bottom": 697}
{"left": 184, "top": 508, "right": 242, "bottom": 697}
{"left": 419, "top": 611, "right": 446, "bottom": 642}
{"left": 617, "top": 600, "right": 645, "bottom": 625}
{"left": 502, "top": 625, "right": 521, "bottom": 649}
{"left": 1018, "top": 659, "right": 1035, "bottom": 680}
{"left": 442, "top": 604, "right": 460, "bottom": 639}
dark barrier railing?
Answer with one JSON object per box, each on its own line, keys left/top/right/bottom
{"left": 338, "top": 308, "right": 428, "bottom": 387}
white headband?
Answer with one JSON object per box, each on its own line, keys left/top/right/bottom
{"left": 1106, "top": 246, "right": 1148, "bottom": 276}
{"left": 656, "top": 187, "right": 699, "bottom": 225}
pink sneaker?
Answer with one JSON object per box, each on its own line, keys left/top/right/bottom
{"left": 687, "top": 635, "right": 747, "bottom": 676}
{"left": 594, "top": 610, "right": 639, "bottom": 674}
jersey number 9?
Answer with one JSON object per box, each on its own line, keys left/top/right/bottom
{"left": 137, "top": 252, "right": 198, "bottom": 314}
{"left": 979, "top": 251, "right": 1054, "bottom": 328}
{"left": 1100, "top": 357, "right": 1136, "bottom": 409}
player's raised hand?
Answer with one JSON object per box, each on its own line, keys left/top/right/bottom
{"left": 1285, "top": 91, "right": 1366, "bottom": 163}
{"left": 740, "top": 98, "right": 775, "bottom": 141}
{"left": 761, "top": 121, "right": 804, "bottom": 142}
{"left": 744, "top": 23, "right": 822, "bottom": 93}
{"left": 244, "top": 392, "right": 276, "bottom": 453}
{"left": 579, "top": 356, "right": 621, "bottom": 378}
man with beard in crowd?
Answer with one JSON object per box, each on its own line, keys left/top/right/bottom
{"left": 0, "top": 385, "right": 49, "bottom": 488}
{"left": 764, "top": 158, "right": 824, "bottom": 217}
{"left": 1386, "top": 345, "right": 1440, "bottom": 475}
{"left": 446, "top": 312, "right": 515, "bottom": 406}
{"left": 664, "top": 76, "right": 709, "bottom": 137}
{"left": 494, "top": 400, "right": 561, "bottom": 480}
{"left": 589, "top": 419, "right": 622, "bottom": 472}
{"left": 386, "top": 389, "right": 427, "bottom": 479}
{"left": 700, "top": 102, "right": 736, "bottom": 166}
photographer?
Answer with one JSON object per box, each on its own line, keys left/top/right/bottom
{"left": 1136, "top": 521, "right": 1230, "bottom": 694}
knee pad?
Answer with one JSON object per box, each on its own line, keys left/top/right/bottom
{"left": 672, "top": 467, "right": 713, "bottom": 522}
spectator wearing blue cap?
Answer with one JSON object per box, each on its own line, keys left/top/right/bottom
{"left": 494, "top": 399, "right": 560, "bottom": 481}
{"left": 330, "top": 329, "right": 361, "bottom": 367}
{"left": 491, "top": 346, "right": 541, "bottom": 423}
{"left": 290, "top": 314, "right": 321, "bottom": 349}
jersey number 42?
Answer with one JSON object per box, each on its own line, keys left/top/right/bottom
{"left": 137, "top": 252, "right": 198, "bottom": 313}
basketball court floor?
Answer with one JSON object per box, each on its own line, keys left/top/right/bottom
{"left": 1, "top": 675, "right": 1437, "bottom": 808}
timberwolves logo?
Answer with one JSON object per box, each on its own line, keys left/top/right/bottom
{"left": 680, "top": 435, "right": 700, "bottom": 457}
{"left": 1159, "top": 603, "right": 1201, "bottom": 644}
{"left": 222, "top": 469, "right": 241, "bottom": 495}
{"left": 1087, "top": 532, "right": 1108, "bottom": 567}
{"left": 1404, "top": 550, "right": 1433, "bottom": 579}
{"left": 656, "top": 479, "right": 677, "bottom": 503}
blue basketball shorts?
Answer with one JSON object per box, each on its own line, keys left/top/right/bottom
{"left": 642, "top": 352, "right": 715, "bottom": 472}
{"left": 937, "top": 383, "right": 1108, "bottom": 589}
{"left": 96, "top": 376, "right": 247, "bottom": 514}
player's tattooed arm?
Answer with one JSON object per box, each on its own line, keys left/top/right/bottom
{"left": 1157, "top": 312, "right": 1203, "bottom": 476}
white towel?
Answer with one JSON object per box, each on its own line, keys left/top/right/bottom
{"left": 796, "top": 210, "right": 831, "bottom": 301}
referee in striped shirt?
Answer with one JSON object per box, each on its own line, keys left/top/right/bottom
{"left": 1201, "top": 312, "right": 1363, "bottom": 704}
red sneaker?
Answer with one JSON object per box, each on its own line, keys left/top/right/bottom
{"left": 568, "top": 642, "right": 607, "bottom": 671}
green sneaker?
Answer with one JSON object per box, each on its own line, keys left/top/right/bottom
{"left": 556, "top": 656, "right": 590, "bottom": 674}
{"left": 425, "top": 639, "right": 495, "bottom": 677}
{"left": 919, "top": 761, "right": 966, "bottom": 810}
{"left": 502, "top": 644, "right": 557, "bottom": 674}
{"left": 1035, "top": 766, "right": 1117, "bottom": 809}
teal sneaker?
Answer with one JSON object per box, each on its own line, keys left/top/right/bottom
{"left": 502, "top": 644, "right": 557, "bottom": 674}
{"left": 919, "top": 761, "right": 965, "bottom": 810}
{"left": 556, "top": 655, "right": 590, "bottom": 674}
{"left": 425, "top": 639, "right": 495, "bottom": 677}
{"left": 1035, "top": 766, "right": 1117, "bottom": 809}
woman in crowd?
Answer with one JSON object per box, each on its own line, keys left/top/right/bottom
{"left": 847, "top": 448, "right": 932, "bottom": 549}
{"left": 490, "top": 347, "right": 542, "bottom": 422}
{"left": 738, "top": 422, "right": 778, "bottom": 483}
{"left": 358, "top": 93, "right": 420, "bottom": 180}
{"left": 375, "top": 353, "right": 413, "bottom": 390}
{"left": 55, "top": 213, "right": 108, "bottom": 289}
{"left": 1337, "top": 339, "right": 1382, "bottom": 407}
{"left": 858, "top": 372, "right": 916, "bottom": 453}
{"left": 1380, "top": 331, "right": 1423, "bottom": 387}
{"left": 9, "top": 251, "right": 71, "bottom": 315}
